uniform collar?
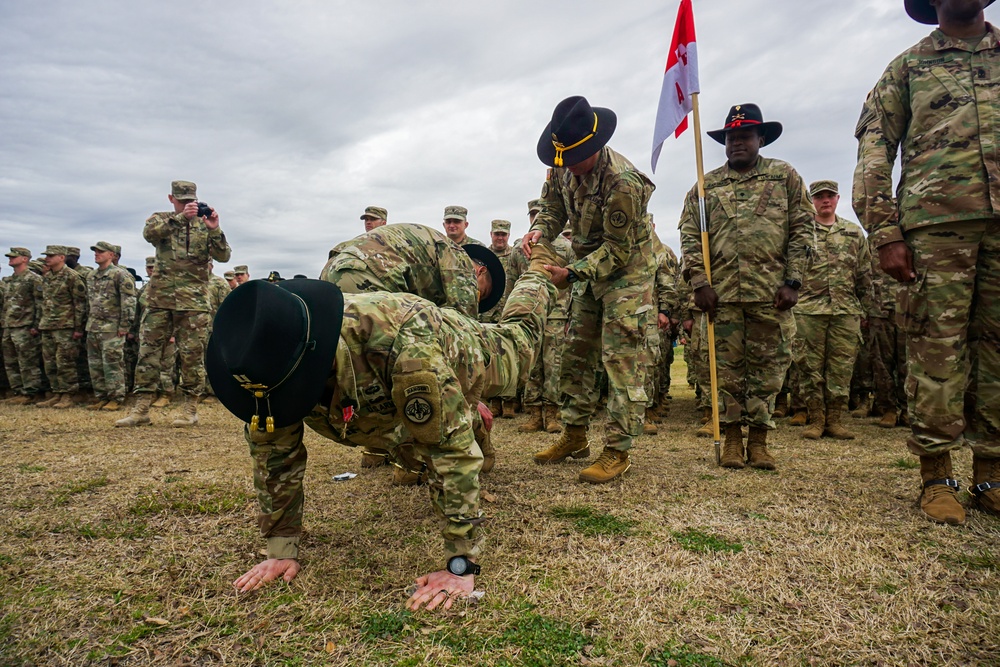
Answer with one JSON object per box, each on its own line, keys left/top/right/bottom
{"left": 931, "top": 22, "right": 1000, "bottom": 52}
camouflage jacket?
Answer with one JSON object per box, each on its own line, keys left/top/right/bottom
{"left": 652, "top": 234, "right": 680, "bottom": 316}
{"left": 679, "top": 156, "right": 812, "bottom": 304}
{"left": 795, "top": 216, "right": 873, "bottom": 316}
{"left": 207, "top": 274, "right": 231, "bottom": 316}
{"left": 86, "top": 265, "right": 137, "bottom": 333}
{"left": 530, "top": 146, "right": 657, "bottom": 298}
{"left": 869, "top": 252, "right": 898, "bottom": 317}
{"left": 480, "top": 245, "right": 513, "bottom": 323}
{"left": 320, "top": 223, "right": 480, "bottom": 318}
{"left": 143, "top": 211, "right": 232, "bottom": 311}
{"left": 453, "top": 233, "right": 486, "bottom": 247}
{"left": 38, "top": 266, "right": 87, "bottom": 331}
{"left": 505, "top": 235, "right": 574, "bottom": 320}
{"left": 855, "top": 25, "right": 1000, "bottom": 248}
{"left": 1, "top": 270, "right": 41, "bottom": 329}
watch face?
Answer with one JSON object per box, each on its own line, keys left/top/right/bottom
{"left": 447, "top": 557, "right": 467, "bottom": 576}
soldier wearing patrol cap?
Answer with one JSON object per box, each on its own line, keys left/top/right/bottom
{"left": 443, "top": 206, "right": 486, "bottom": 247}
{"left": 360, "top": 206, "right": 388, "bottom": 233}
{"left": 117, "top": 180, "right": 231, "bottom": 428}
{"left": 35, "top": 245, "right": 88, "bottom": 409}
{"left": 233, "top": 265, "right": 250, "bottom": 285}
{"left": 85, "top": 241, "right": 136, "bottom": 410}
{"left": 793, "top": 180, "right": 872, "bottom": 442}
{"left": 224, "top": 270, "right": 237, "bottom": 290}
{"left": 2, "top": 247, "right": 44, "bottom": 404}
{"left": 523, "top": 95, "right": 657, "bottom": 483}
{"left": 855, "top": 0, "right": 1000, "bottom": 525}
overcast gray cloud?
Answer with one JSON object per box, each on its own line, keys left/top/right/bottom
{"left": 0, "top": 0, "right": 963, "bottom": 279}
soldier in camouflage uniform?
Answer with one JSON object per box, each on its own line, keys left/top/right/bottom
{"left": 211, "top": 245, "right": 562, "bottom": 608}
{"left": 233, "top": 265, "right": 250, "bottom": 285}
{"left": 516, "top": 200, "right": 575, "bottom": 434}
{"left": 117, "top": 180, "right": 231, "bottom": 428}
{"left": 224, "top": 270, "right": 237, "bottom": 290}
{"left": 524, "top": 96, "right": 656, "bottom": 484}
{"left": 319, "top": 223, "right": 504, "bottom": 477}
{"left": 679, "top": 104, "right": 811, "bottom": 470}
{"left": 854, "top": 0, "right": 1000, "bottom": 524}
{"left": 644, "top": 227, "right": 681, "bottom": 434}
{"left": 2, "top": 248, "right": 43, "bottom": 404}
{"left": 35, "top": 245, "right": 88, "bottom": 409}
{"left": 793, "top": 181, "right": 873, "bottom": 441}
{"left": 868, "top": 254, "right": 909, "bottom": 428}
{"left": 442, "top": 206, "right": 486, "bottom": 247}
{"left": 85, "top": 242, "right": 136, "bottom": 410}
{"left": 360, "top": 205, "right": 388, "bottom": 233}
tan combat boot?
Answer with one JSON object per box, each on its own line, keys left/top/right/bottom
{"left": 850, "top": 394, "right": 871, "bottom": 418}
{"left": 579, "top": 448, "right": 630, "bottom": 484}
{"left": 519, "top": 407, "right": 544, "bottom": 433}
{"left": 51, "top": 393, "right": 75, "bottom": 409}
{"left": 878, "top": 410, "right": 898, "bottom": 428}
{"left": 88, "top": 399, "right": 108, "bottom": 411}
{"left": 115, "top": 394, "right": 153, "bottom": 427}
{"left": 801, "top": 400, "right": 825, "bottom": 440}
{"left": 151, "top": 392, "right": 172, "bottom": 409}
{"left": 392, "top": 465, "right": 427, "bottom": 486}
{"left": 478, "top": 429, "right": 496, "bottom": 474}
{"left": 823, "top": 402, "right": 856, "bottom": 440}
{"left": 646, "top": 404, "right": 663, "bottom": 424}
{"left": 360, "top": 449, "right": 391, "bottom": 468}
{"left": 643, "top": 420, "right": 658, "bottom": 435}
{"left": 917, "top": 453, "right": 965, "bottom": 525}
{"left": 35, "top": 393, "right": 61, "bottom": 408}
{"left": 101, "top": 400, "right": 122, "bottom": 411}
{"left": 696, "top": 417, "right": 715, "bottom": 438}
{"left": 788, "top": 409, "right": 808, "bottom": 426}
{"left": 720, "top": 423, "right": 745, "bottom": 469}
{"left": 544, "top": 404, "right": 562, "bottom": 434}
{"left": 171, "top": 396, "right": 199, "bottom": 427}
{"left": 527, "top": 239, "right": 567, "bottom": 277}
{"left": 500, "top": 399, "right": 516, "bottom": 419}
{"left": 5, "top": 394, "right": 31, "bottom": 406}
{"left": 746, "top": 426, "right": 776, "bottom": 470}
{"left": 534, "top": 424, "right": 589, "bottom": 464}
{"left": 772, "top": 393, "right": 789, "bottom": 419}
{"left": 700, "top": 407, "right": 712, "bottom": 424}
{"left": 970, "top": 455, "right": 1000, "bottom": 517}
{"left": 489, "top": 398, "right": 502, "bottom": 418}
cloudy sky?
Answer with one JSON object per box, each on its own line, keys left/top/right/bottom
{"left": 0, "top": 0, "right": 966, "bottom": 280}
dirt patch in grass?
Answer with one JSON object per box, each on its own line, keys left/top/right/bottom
{"left": 1, "top": 376, "right": 999, "bottom": 666}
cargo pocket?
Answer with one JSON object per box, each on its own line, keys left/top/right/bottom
{"left": 895, "top": 271, "right": 928, "bottom": 336}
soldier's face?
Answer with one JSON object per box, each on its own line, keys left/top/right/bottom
{"left": 931, "top": 0, "right": 988, "bottom": 22}
{"left": 725, "top": 128, "right": 764, "bottom": 171}
{"left": 443, "top": 219, "right": 468, "bottom": 241}
{"left": 363, "top": 216, "right": 386, "bottom": 233}
{"left": 567, "top": 151, "right": 600, "bottom": 177}
{"left": 94, "top": 249, "right": 113, "bottom": 266}
{"left": 8, "top": 255, "right": 26, "bottom": 269}
{"left": 812, "top": 191, "right": 840, "bottom": 217}
{"left": 227, "top": 278, "right": 238, "bottom": 288}
{"left": 146, "top": 265, "right": 154, "bottom": 276}
{"left": 236, "top": 273, "right": 249, "bottom": 284}
{"left": 44, "top": 254, "right": 65, "bottom": 270}
{"left": 491, "top": 231, "right": 509, "bottom": 250}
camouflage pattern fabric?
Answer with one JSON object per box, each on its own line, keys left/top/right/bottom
{"left": 142, "top": 211, "right": 231, "bottom": 311}
{"left": 850, "top": 328, "right": 874, "bottom": 398}
{"left": 85, "top": 265, "right": 136, "bottom": 401}
{"left": 869, "top": 315, "right": 908, "bottom": 414}
{"left": 134, "top": 309, "right": 209, "bottom": 397}
{"left": 129, "top": 283, "right": 176, "bottom": 393}
{"left": 41, "top": 329, "right": 80, "bottom": 394}
{"left": 479, "top": 245, "right": 513, "bottom": 324}
{"left": 647, "top": 235, "right": 680, "bottom": 405}
{"left": 1, "top": 269, "right": 42, "bottom": 395}
{"left": 86, "top": 331, "right": 127, "bottom": 401}
{"left": 529, "top": 146, "right": 657, "bottom": 450}
{"left": 245, "top": 268, "right": 556, "bottom": 561}
{"left": 207, "top": 274, "right": 231, "bottom": 318}
{"left": 792, "top": 314, "right": 861, "bottom": 407}
{"left": 38, "top": 266, "right": 87, "bottom": 332}
{"left": 319, "top": 223, "right": 480, "bottom": 319}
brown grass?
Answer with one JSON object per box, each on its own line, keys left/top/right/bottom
{"left": 1, "top": 363, "right": 999, "bottom": 666}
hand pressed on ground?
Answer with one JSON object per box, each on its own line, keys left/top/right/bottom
{"left": 233, "top": 558, "right": 301, "bottom": 593}
{"left": 407, "top": 570, "right": 474, "bottom": 612}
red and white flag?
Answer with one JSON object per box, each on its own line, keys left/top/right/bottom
{"left": 651, "top": 0, "right": 699, "bottom": 173}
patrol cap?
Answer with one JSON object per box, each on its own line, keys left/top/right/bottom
{"left": 29, "top": 260, "right": 45, "bottom": 274}
{"left": 42, "top": 245, "right": 69, "bottom": 256}
{"left": 234, "top": 265, "right": 249, "bottom": 275}
{"left": 491, "top": 219, "right": 511, "bottom": 234}
{"left": 224, "top": 270, "right": 236, "bottom": 279}
{"left": 90, "top": 241, "right": 116, "bottom": 253}
{"left": 527, "top": 199, "right": 543, "bottom": 215}
{"left": 67, "top": 246, "right": 81, "bottom": 257}
{"left": 111, "top": 244, "right": 122, "bottom": 256}
{"left": 5, "top": 247, "right": 31, "bottom": 258}
{"left": 172, "top": 180, "right": 198, "bottom": 201}
{"left": 809, "top": 180, "right": 839, "bottom": 197}
{"left": 360, "top": 206, "right": 388, "bottom": 221}
{"left": 443, "top": 205, "right": 468, "bottom": 221}
{"left": 145, "top": 256, "right": 156, "bottom": 267}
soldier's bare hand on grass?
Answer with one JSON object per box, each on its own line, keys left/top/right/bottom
{"left": 407, "top": 570, "right": 474, "bottom": 612}
{"left": 233, "top": 558, "right": 301, "bottom": 593}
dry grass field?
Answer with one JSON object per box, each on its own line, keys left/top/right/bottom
{"left": 2, "top": 356, "right": 999, "bottom": 666}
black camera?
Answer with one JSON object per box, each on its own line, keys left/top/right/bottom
{"left": 197, "top": 202, "right": 214, "bottom": 218}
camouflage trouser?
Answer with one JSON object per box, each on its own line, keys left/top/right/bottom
{"left": 86, "top": 331, "right": 127, "bottom": 401}
{"left": 644, "top": 322, "right": 661, "bottom": 408}
{"left": 869, "top": 314, "right": 907, "bottom": 413}
{"left": 901, "top": 219, "right": 1000, "bottom": 457}
{"left": 560, "top": 281, "right": 653, "bottom": 451}
{"left": 2, "top": 327, "right": 42, "bottom": 395}
{"left": 523, "top": 316, "right": 566, "bottom": 407}
{"left": 713, "top": 303, "right": 795, "bottom": 429}
{"left": 658, "top": 330, "right": 675, "bottom": 400}
{"left": 689, "top": 313, "right": 711, "bottom": 410}
{"left": 792, "top": 313, "right": 861, "bottom": 408}
{"left": 134, "top": 308, "right": 209, "bottom": 397}
{"left": 40, "top": 329, "right": 80, "bottom": 394}
{"left": 850, "top": 323, "right": 873, "bottom": 396}
{"left": 75, "top": 333, "right": 91, "bottom": 392}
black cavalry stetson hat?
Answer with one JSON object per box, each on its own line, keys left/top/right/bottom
{"left": 706, "top": 103, "right": 783, "bottom": 146}
{"left": 206, "top": 279, "right": 343, "bottom": 431}
{"left": 537, "top": 96, "right": 617, "bottom": 168}
{"left": 905, "top": 0, "right": 994, "bottom": 24}
{"left": 463, "top": 243, "right": 506, "bottom": 313}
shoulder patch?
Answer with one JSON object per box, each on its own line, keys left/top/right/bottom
{"left": 541, "top": 182, "right": 550, "bottom": 198}
{"left": 609, "top": 210, "right": 628, "bottom": 228}
{"left": 404, "top": 396, "right": 433, "bottom": 424}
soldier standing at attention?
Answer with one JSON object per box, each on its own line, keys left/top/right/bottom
{"left": 360, "top": 206, "right": 388, "bottom": 232}
{"left": 2, "top": 248, "right": 43, "bottom": 404}
{"left": 85, "top": 242, "right": 136, "bottom": 411}
{"left": 442, "top": 206, "right": 486, "bottom": 247}
{"left": 794, "top": 181, "right": 872, "bottom": 441}
{"left": 224, "top": 270, "right": 237, "bottom": 290}
{"left": 855, "top": 0, "right": 1000, "bottom": 524}
{"left": 35, "top": 245, "right": 88, "bottom": 409}
{"left": 233, "top": 265, "right": 250, "bottom": 285}
{"left": 116, "top": 180, "right": 231, "bottom": 428}
{"left": 679, "top": 104, "right": 812, "bottom": 470}
{"left": 524, "top": 95, "right": 657, "bottom": 484}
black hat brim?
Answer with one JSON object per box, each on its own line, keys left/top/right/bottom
{"left": 463, "top": 244, "right": 506, "bottom": 313}
{"left": 905, "top": 0, "right": 994, "bottom": 24}
{"left": 207, "top": 279, "right": 343, "bottom": 429}
{"left": 707, "top": 121, "right": 783, "bottom": 146}
{"left": 537, "top": 107, "right": 617, "bottom": 168}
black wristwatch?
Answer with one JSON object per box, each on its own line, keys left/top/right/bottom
{"left": 446, "top": 555, "right": 481, "bottom": 576}
{"left": 566, "top": 269, "right": 579, "bottom": 284}
{"left": 783, "top": 279, "right": 802, "bottom": 290}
